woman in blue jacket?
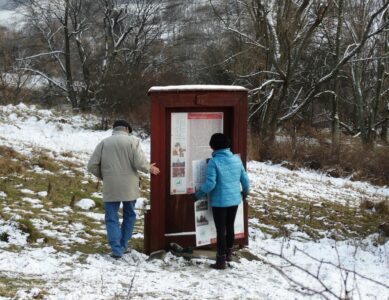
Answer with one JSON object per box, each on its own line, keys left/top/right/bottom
{"left": 195, "top": 133, "right": 250, "bottom": 269}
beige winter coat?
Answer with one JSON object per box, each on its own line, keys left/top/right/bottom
{"left": 87, "top": 130, "right": 149, "bottom": 202}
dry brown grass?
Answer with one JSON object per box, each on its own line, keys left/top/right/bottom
{"left": 361, "top": 200, "right": 389, "bottom": 215}
{"left": 248, "top": 128, "right": 389, "bottom": 185}
{"left": 0, "top": 146, "right": 28, "bottom": 175}
{"left": 0, "top": 158, "right": 25, "bottom": 175}
{"left": 31, "top": 153, "right": 61, "bottom": 172}
{"left": 360, "top": 199, "right": 375, "bottom": 210}
{"left": 0, "top": 145, "right": 27, "bottom": 161}
{"left": 375, "top": 200, "right": 389, "bottom": 215}
{"left": 60, "top": 151, "right": 74, "bottom": 158}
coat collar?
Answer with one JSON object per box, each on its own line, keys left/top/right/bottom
{"left": 112, "top": 130, "right": 129, "bottom": 136}
{"left": 212, "top": 148, "right": 232, "bottom": 157}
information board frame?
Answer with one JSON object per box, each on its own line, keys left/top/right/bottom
{"left": 145, "top": 86, "right": 248, "bottom": 254}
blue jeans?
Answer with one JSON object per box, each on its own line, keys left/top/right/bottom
{"left": 104, "top": 201, "right": 136, "bottom": 256}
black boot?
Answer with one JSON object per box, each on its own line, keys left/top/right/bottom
{"left": 226, "top": 248, "right": 233, "bottom": 262}
{"left": 210, "top": 254, "right": 226, "bottom": 270}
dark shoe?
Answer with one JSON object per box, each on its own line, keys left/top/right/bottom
{"left": 110, "top": 253, "right": 122, "bottom": 260}
{"left": 226, "top": 248, "right": 233, "bottom": 262}
{"left": 210, "top": 254, "right": 226, "bottom": 270}
{"left": 170, "top": 243, "right": 193, "bottom": 254}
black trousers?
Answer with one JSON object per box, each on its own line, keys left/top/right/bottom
{"left": 212, "top": 205, "right": 239, "bottom": 255}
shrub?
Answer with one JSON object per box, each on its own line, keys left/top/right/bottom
{"left": 0, "top": 232, "right": 9, "bottom": 242}
{"left": 248, "top": 128, "right": 389, "bottom": 185}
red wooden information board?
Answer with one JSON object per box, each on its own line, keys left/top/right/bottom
{"left": 144, "top": 85, "right": 248, "bottom": 254}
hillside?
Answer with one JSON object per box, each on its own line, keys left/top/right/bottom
{"left": 0, "top": 104, "right": 388, "bottom": 299}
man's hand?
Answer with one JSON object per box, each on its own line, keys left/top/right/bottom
{"left": 150, "top": 163, "right": 160, "bottom": 175}
{"left": 241, "top": 191, "right": 248, "bottom": 201}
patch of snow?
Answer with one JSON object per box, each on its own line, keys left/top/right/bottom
{"left": 0, "top": 247, "right": 73, "bottom": 276}
{"left": 15, "top": 288, "right": 42, "bottom": 299}
{"left": 0, "top": 104, "right": 149, "bottom": 169}
{"left": 69, "top": 223, "right": 85, "bottom": 231}
{"left": 80, "top": 212, "right": 105, "bottom": 221}
{"left": 40, "top": 229, "right": 86, "bottom": 245}
{"left": 0, "top": 191, "right": 6, "bottom": 198}
{"left": 20, "top": 188, "right": 35, "bottom": 195}
{"left": 135, "top": 197, "right": 148, "bottom": 209}
{"left": 0, "top": 220, "right": 28, "bottom": 247}
{"left": 31, "top": 165, "right": 53, "bottom": 174}
{"left": 22, "top": 197, "right": 41, "bottom": 205}
{"left": 51, "top": 206, "right": 73, "bottom": 213}
{"left": 149, "top": 85, "right": 248, "bottom": 92}
{"left": 132, "top": 232, "right": 144, "bottom": 239}
{"left": 37, "top": 191, "right": 48, "bottom": 197}
{"left": 75, "top": 198, "right": 95, "bottom": 210}
{"left": 247, "top": 161, "right": 388, "bottom": 206}
{"left": 91, "top": 192, "right": 102, "bottom": 198}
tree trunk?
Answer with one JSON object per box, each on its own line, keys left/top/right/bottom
{"left": 70, "top": 1, "right": 91, "bottom": 111}
{"left": 331, "top": 0, "right": 343, "bottom": 159}
{"left": 381, "top": 114, "right": 388, "bottom": 144}
{"left": 379, "top": 4, "right": 388, "bottom": 144}
{"left": 331, "top": 97, "right": 340, "bottom": 156}
{"left": 351, "top": 62, "right": 369, "bottom": 144}
{"left": 64, "top": 0, "right": 77, "bottom": 108}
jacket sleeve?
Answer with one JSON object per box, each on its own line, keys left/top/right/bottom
{"left": 87, "top": 141, "right": 103, "bottom": 179}
{"left": 240, "top": 164, "right": 250, "bottom": 194}
{"left": 195, "top": 159, "right": 217, "bottom": 199}
{"left": 130, "top": 138, "right": 150, "bottom": 174}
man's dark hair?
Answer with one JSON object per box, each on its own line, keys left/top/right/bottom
{"left": 113, "top": 119, "right": 132, "bottom": 133}
{"left": 209, "top": 133, "right": 231, "bottom": 150}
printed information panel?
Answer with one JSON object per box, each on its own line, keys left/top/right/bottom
{"left": 192, "top": 159, "right": 244, "bottom": 247}
{"left": 170, "top": 112, "right": 223, "bottom": 195}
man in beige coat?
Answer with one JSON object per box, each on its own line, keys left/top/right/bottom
{"left": 88, "top": 120, "right": 160, "bottom": 258}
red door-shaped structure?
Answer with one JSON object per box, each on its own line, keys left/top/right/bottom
{"left": 144, "top": 85, "right": 248, "bottom": 254}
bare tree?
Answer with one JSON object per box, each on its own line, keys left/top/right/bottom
{"left": 209, "top": 0, "right": 389, "bottom": 155}
{"left": 0, "top": 28, "right": 37, "bottom": 103}
{"left": 379, "top": 0, "right": 389, "bottom": 144}
{"left": 14, "top": 0, "right": 161, "bottom": 112}
{"left": 68, "top": 0, "right": 98, "bottom": 110}
{"left": 92, "top": 0, "right": 162, "bottom": 116}
{"left": 15, "top": 0, "right": 83, "bottom": 107}
{"left": 344, "top": 0, "right": 389, "bottom": 146}
{"left": 330, "top": 0, "right": 344, "bottom": 157}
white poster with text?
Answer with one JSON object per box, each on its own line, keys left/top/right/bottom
{"left": 170, "top": 112, "right": 223, "bottom": 195}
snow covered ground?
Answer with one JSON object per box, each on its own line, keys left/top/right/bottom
{"left": 0, "top": 104, "right": 388, "bottom": 299}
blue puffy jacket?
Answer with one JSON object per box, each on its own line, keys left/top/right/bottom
{"left": 195, "top": 149, "right": 250, "bottom": 207}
